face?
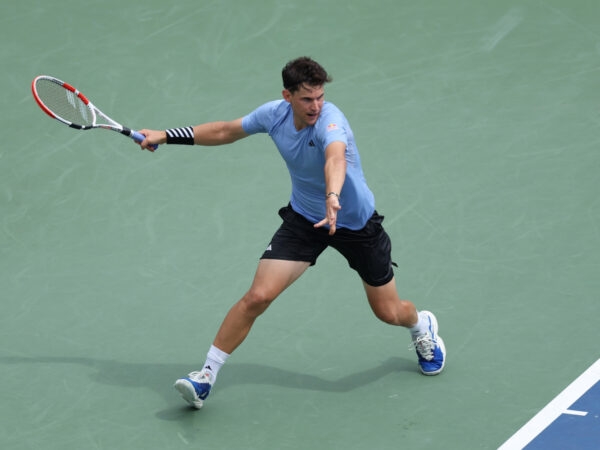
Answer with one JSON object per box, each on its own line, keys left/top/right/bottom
{"left": 283, "top": 83, "right": 325, "bottom": 130}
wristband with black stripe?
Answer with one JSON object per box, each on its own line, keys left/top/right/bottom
{"left": 165, "top": 126, "right": 195, "bottom": 145}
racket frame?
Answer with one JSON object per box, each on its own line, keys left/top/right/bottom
{"left": 31, "top": 75, "right": 156, "bottom": 149}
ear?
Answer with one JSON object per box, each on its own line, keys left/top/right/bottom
{"left": 282, "top": 89, "right": 292, "bottom": 103}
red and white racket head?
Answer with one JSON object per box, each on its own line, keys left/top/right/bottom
{"left": 31, "top": 75, "right": 96, "bottom": 129}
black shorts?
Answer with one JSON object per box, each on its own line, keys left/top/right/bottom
{"left": 260, "top": 204, "right": 395, "bottom": 287}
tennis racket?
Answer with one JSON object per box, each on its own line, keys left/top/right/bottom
{"left": 31, "top": 75, "right": 157, "bottom": 151}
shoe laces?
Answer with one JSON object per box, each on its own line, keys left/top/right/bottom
{"left": 410, "top": 333, "right": 436, "bottom": 361}
{"left": 188, "top": 370, "right": 213, "bottom": 384}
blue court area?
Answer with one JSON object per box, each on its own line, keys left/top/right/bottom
{"left": 529, "top": 383, "right": 600, "bottom": 449}
{"left": 1, "top": 0, "right": 599, "bottom": 449}
{"left": 501, "top": 360, "right": 600, "bottom": 449}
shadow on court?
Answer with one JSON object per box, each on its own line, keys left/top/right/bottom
{"left": 0, "top": 355, "right": 416, "bottom": 419}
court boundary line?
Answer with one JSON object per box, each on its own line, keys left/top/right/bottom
{"left": 498, "top": 358, "right": 600, "bottom": 449}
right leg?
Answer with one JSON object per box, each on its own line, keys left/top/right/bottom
{"left": 213, "top": 258, "right": 311, "bottom": 354}
{"left": 176, "top": 205, "right": 322, "bottom": 408}
{"left": 174, "top": 259, "right": 310, "bottom": 409}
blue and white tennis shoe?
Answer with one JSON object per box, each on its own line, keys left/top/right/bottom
{"left": 174, "top": 369, "right": 214, "bottom": 409}
{"left": 411, "top": 310, "right": 446, "bottom": 375}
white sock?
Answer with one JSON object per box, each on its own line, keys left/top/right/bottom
{"left": 203, "top": 345, "right": 230, "bottom": 380}
{"left": 408, "top": 311, "right": 428, "bottom": 337}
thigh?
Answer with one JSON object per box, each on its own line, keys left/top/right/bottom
{"left": 261, "top": 206, "right": 329, "bottom": 266}
{"left": 249, "top": 259, "right": 311, "bottom": 300}
{"left": 332, "top": 214, "right": 394, "bottom": 287}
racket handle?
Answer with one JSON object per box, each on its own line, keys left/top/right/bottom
{"left": 131, "top": 130, "right": 158, "bottom": 151}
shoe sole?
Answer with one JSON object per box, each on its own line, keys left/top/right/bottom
{"left": 174, "top": 379, "right": 204, "bottom": 409}
{"left": 419, "top": 310, "right": 446, "bottom": 376}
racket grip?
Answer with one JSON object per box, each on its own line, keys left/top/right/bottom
{"left": 131, "top": 130, "right": 158, "bottom": 151}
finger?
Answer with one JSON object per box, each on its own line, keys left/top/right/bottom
{"left": 139, "top": 137, "right": 155, "bottom": 152}
{"left": 314, "top": 218, "right": 328, "bottom": 229}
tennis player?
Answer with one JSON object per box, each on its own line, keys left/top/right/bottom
{"left": 138, "top": 57, "right": 446, "bottom": 409}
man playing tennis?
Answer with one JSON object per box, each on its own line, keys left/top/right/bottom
{"left": 138, "top": 57, "right": 446, "bottom": 409}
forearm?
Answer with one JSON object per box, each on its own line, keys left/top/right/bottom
{"left": 138, "top": 118, "right": 248, "bottom": 151}
{"left": 324, "top": 154, "right": 347, "bottom": 197}
{"left": 316, "top": 147, "right": 346, "bottom": 235}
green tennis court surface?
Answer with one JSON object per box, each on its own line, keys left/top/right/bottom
{"left": 2, "top": 1, "right": 598, "bottom": 449}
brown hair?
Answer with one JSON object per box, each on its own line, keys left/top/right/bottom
{"left": 282, "top": 57, "right": 332, "bottom": 93}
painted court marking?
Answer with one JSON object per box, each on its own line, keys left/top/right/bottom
{"left": 499, "top": 358, "right": 600, "bottom": 449}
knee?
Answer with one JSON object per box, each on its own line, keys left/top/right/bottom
{"left": 372, "top": 300, "right": 417, "bottom": 327}
{"left": 240, "top": 288, "right": 276, "bottom": 317}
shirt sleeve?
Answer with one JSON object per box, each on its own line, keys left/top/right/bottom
{"left": 318, "top": 104, "right": 349, "bottom": 148}
{"left": 241, "top": 100, "right": 284, "bottom": 135}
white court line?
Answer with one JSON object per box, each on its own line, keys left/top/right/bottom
{"left": 564, "top": 409, "right": 588, "bottom": 417}
{"left": 498, "top": 358, "right": 600, "bottom": 450}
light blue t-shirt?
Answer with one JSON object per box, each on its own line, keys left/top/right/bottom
{"left": 242, "top": 100, "right": 375, "bottom": 230}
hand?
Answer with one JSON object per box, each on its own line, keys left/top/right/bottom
{"left": 137, "top": 129, "right": 167, "bottom": 152}
{"left": 314, "top": 195, "right": 342, "bottom": 235}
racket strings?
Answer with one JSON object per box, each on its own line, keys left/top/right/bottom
{"left": 35, "top": 79, "right": 93, "bottom": 127}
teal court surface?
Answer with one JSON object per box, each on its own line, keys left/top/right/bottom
{"left": 1, "top": 1, "right": 599, "bottom": 449}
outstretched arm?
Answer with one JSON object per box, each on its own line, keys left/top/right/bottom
{"left": 138, "top": 118, "right": 249, "bottom": 151}
{"left": 314, "top": 140, "right": 346, "bottom": 235}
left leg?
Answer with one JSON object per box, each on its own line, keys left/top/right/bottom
{"left": 332, "top": 212, "right": 446, "bottom": 375}
{"left": 364, "top": 277, "right": 446, "bottom": 375}
{"left": 362, "top": 276, "right": 418, "bottom": 328}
